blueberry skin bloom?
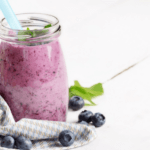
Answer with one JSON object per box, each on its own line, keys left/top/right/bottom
{"left": 69, "top": 96, "right": 84, "bottom": 111}
{"left": 59, "top": 130, "right": 75, "bottom": 146}
{"left": 1, "top": 136, "right": 15, "bottom": 148}
{"left": 78, "top": 110, "right": 93, "bottom": 123}
{"left": 16, "top": 136, "right": 32, "bottom": 150}
{"left": 78, "top": 121, "right": 89, "bottom": 126}
{"left": 91, "top": 113, "right": 105, "bottom": 127}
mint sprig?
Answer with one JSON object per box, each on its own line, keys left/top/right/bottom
{"left": 44, "top": 24, "right": 52, "bottom": 28}
{"left": 69, "top": 81, "right": 104, "bottom": 106}
{"left": 17, "top": 28, "right": 32, "bottom": 41}
{"left": 17, "top": 24, "right": 51, "bottom": 41}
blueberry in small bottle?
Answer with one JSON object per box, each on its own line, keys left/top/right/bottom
{"left": 69, "top": 96, "right": 84, "bottom": 111}
{"left": 91, "top": 113, "right": 105, "bottom": 127}
{"left": 1, "top": 136, "right": 15, "bottom": 148}
{"left": 78, "top": 110, "right": 93, "bottom": 123}
{"left": 59, "top": 130, "right": 75, "bottom": 146}
{"left": 16, "top": 136, "right": 32, "bottom": 150}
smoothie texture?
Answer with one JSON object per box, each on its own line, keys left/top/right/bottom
{"left": 0, "top": 40, "right": 68, "bottom": 122}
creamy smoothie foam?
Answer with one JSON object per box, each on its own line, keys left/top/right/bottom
{"left": 0, "top": 13, "right": 68, "bottom": 122}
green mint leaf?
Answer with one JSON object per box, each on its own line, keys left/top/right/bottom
{"left": 30, "top": 31, "right": 34, "bottom": 37}
{"left": 44, "top": 24, "right": 52, "bottom": 28}
{"left": 84, "top": 103, "right": 96, "bottom": 106}
{"left": 74, "top": 80, "right": 81, "bottom": 87}
{"left": 69, "top": 81, "right": 104, "bottom": 106}
{"left": 86, "top": 99, "right": 96, "bottom": 105}
{"left": 32, "top": 31, "right": 37, "bottom": 37}
{"left": 69, "top": 86, "right": 92, "bottom": 100}
{"left": 17, "top": 30, "right": 31, "bottom": 41}
{"left": 90, "top": 83, "right": 104, "bottom": 93}
{"left": 31, "top": 29, "right": 48, "bottom": 37}
{"left": 69, "top": 92, "right": 74, "bottom": 99}
{"left": 69, "top": 85, "right": 96, "bottom": 106}
{"left": 18, "top": 27, "right": 49, "bottom": 41}
{"left": 84, "top": 83, "right": 104, "bottom": 99}
{"left": 26, "top": 28, "right": 34, "bottom": 37}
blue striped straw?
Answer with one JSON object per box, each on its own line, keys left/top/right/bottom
{"left": 0, "top": 0, "right": 22, "bottom": 30}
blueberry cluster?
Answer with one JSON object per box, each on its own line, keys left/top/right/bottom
{"left": 0, "top": 96, "right": 105, "bottom": 148}
{"left": 69, "top": 96, "right": 106, "bottom": 127}
{"left": 58, "top": 106, "right": 105, "bottom": 147}
{"left": 58, "top": 109, "right": 105, "bottom": 147}
{"left": 1, "top": 135, "right": 32, "bottom": 150}
{"left": 78, "top": 110, "right": 106, "bottom": 127}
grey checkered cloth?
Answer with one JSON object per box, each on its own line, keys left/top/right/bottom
{"left": 0, "top": 96, "right": 97, "bottom": 150}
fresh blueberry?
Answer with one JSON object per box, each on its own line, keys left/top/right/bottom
{"left": 1, "top": 136, "right": 15, "bottom": 148}
{"left": 78, "top": 110, "right": 93, "bottom": 123}
{"left": 69, "top": 96, "right": 84, "bottom": 111}
{"left": 16, "top": 136, "right": 32, "bottom": 150}
{"left": 91, "top": 113, "right": 105, "bottom": 127}
{"left": 59, "top": 130, "right": 75, "bottom": 146}
{"left": 78, "top": 121, "right": 89, "bottom": 126}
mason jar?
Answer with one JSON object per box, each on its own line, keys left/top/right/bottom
{"left": 0, "top": 13, "right": 68, "bottom": 122}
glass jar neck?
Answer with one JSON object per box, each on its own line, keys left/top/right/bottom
{"left": 0, "top": 13, "right": 61, "bottom": 45}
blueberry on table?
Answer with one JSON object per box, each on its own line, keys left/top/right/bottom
{"left": 78, "top": 110, "right": 93, "bottom": 123}
{"left": 78, "top": 121, "right": 89, "bottom": 126}
{"left": 91, "top": 113, "right": 105, "bottom": 127}
{"left": 1, "top": 136, "right": 15, "bottom": 148}
{"left": 69, "top": 96, "right": 84, "bottom": 111}
{"left": 59, "top": 130, "right": 75, "bottom": 147}
{"left": 16, "top": 136, "right": 32, "bottom": 150}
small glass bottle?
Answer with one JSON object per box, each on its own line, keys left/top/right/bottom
{"left": 0, "top": 13, "right": 68, "bottom": 122}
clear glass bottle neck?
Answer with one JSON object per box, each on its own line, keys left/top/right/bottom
{"left": 0, "top": 13, "right": 61, "bottom": 45}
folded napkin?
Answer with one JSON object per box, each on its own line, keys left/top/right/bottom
{"left": 0, "top": 96, "right": 97, "bottom": 150}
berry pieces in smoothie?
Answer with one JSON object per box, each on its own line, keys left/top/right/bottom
{"left": 69, "top": 96, "right": 84, "bottom": 111}
{"left": 59, "top": 130, "right": 75, "bottom": 147}
{"left": 16, "top": 136, "right": 32, "bottom": 150}
{"left": 91, "top": 113, "right": 105, "bottom": 127}
{"left": 78, "top": 110, "right": 93, "bottom": 123}
{"left": 0, "top": 40, "right": 68, "bottom": 122}
{"left": 1, "top": 136, "right": 15, "bottom": 148}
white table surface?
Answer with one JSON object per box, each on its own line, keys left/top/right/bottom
{"left": 0, "top": 0, "right": 150, "bottom": 149}
{"left": 67, "top": 55, "right": 150, "bottom": 150}
{"left": 68, "top": 55, "right": 150, "bottom": 150}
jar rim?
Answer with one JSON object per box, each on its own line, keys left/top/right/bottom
{"left": 0, "top": 13, "right": 59, "bottom": 32}
{"left": 0, "top": 13, "right": 61, "bottom": 44}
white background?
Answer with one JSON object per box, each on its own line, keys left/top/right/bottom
{"left": 0, "top": 0, "right": 150, "bottom": 150}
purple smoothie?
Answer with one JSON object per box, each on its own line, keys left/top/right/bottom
{"left": 0, "top": 40, "right": 68, "bottom": 122}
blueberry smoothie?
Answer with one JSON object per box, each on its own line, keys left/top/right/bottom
{"left": 0, "top": 40, "right": 68, "bottom": 122}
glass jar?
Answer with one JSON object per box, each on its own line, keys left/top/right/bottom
{"left": 0, "top": 13, "right": 68, "bottom": 122}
